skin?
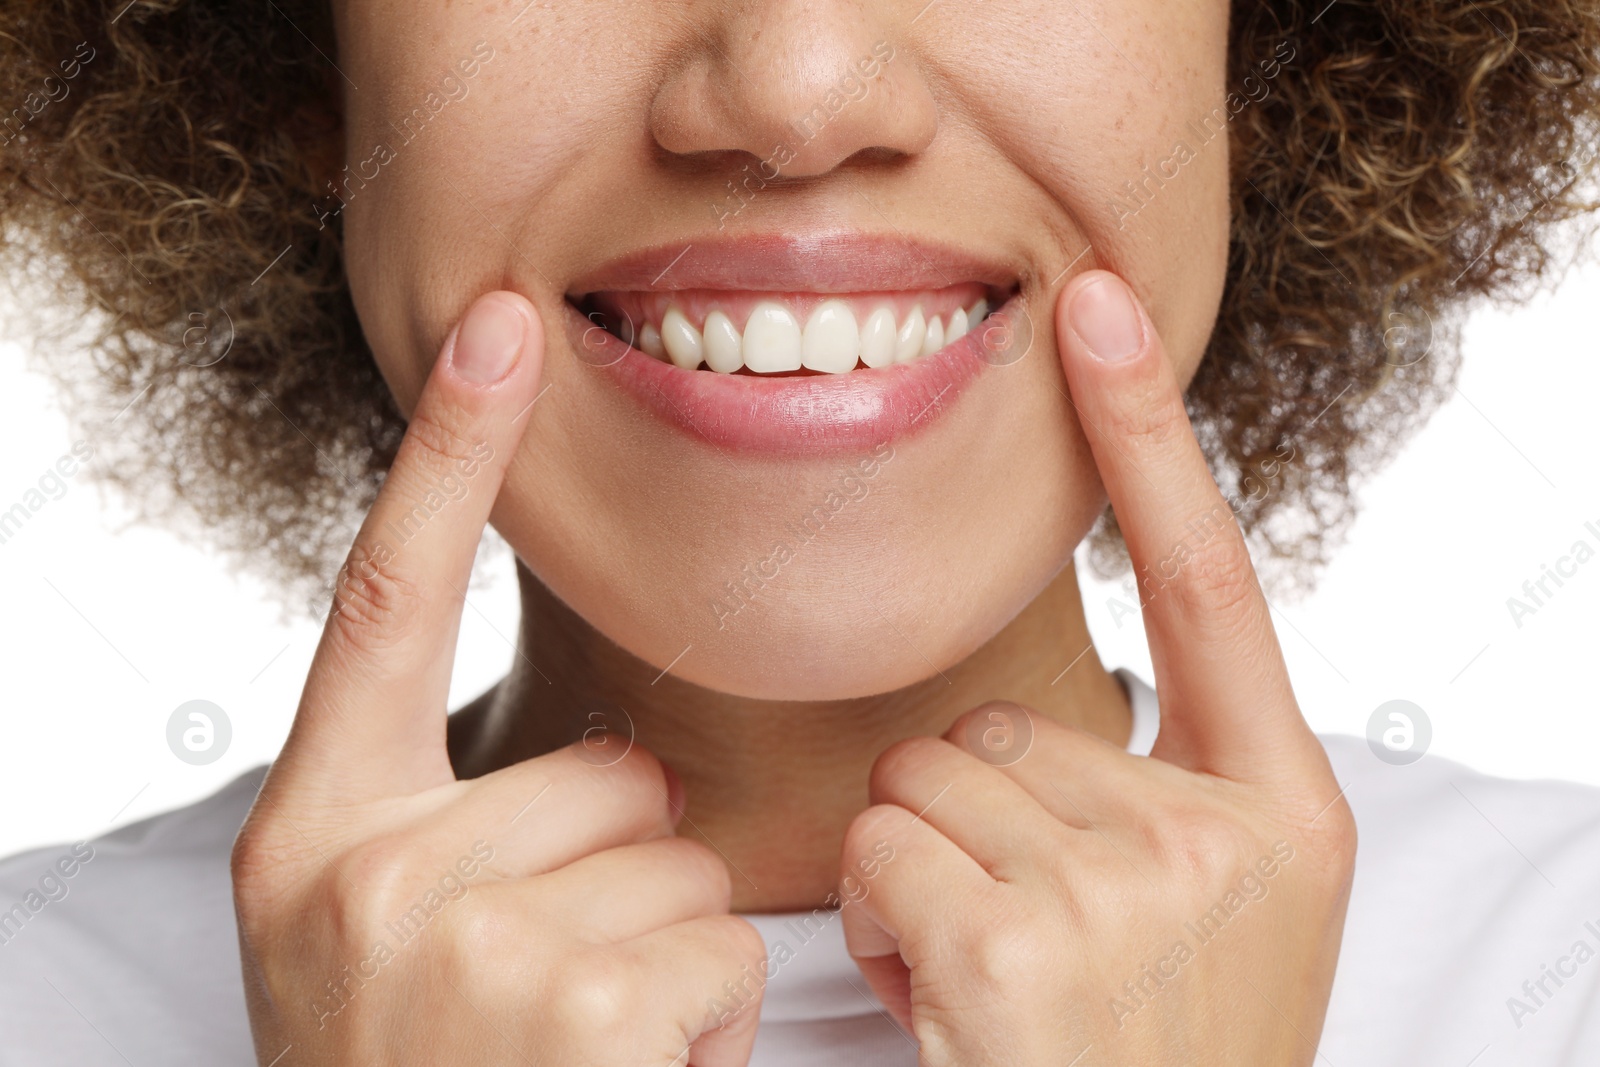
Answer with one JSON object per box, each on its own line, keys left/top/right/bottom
{"left": 233, "top": 1, "right": 1356, "bottom": 1063}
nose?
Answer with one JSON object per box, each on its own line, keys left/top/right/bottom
{"left": 649, "top": 1, "right": 938, "bottom": 180}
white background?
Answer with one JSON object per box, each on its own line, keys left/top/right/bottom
{"left": 1, "top": 263, "right": 1597, "bottom": 858}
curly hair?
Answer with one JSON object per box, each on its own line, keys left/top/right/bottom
{"left": 2, "top": 0, "right": 1598, "bottom": 612}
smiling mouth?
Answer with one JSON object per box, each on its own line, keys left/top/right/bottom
{"left": 573, "top": 284, "right": 1012, "bottom": 376}
{"left": 559, "top": 234, "right": 1028, "bottom": 452}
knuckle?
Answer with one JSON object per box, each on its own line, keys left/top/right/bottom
{"left": 438, "top": 900, "right": 518, "bottom": 982}
{"left": 842, "top": 803, "right": 912, "bottom": 868}
{"left": 957, "top": 910, "right": 1048, "bottom": 992}
{"left": 544, "top": 953, "right": 637, "bottom": 1038}
{"left": 332, "top": 836, "right": 425, "bottom": 937}
{"left": 1145, "top": 807, "right": 1250, "bottom": 886}
{"left": 663, "top": 837, "right": 734, "bottom": 908}
{"left": 401, "top": 407, "right": 484, "bottom": 473}
{"left": 869, "top": 735, "right": 947, "bottom": 794}
{"left": 603, "top": 746, "right": 680, "bottom": 831}
{"left": 325, "top": 545, "right": 427, "bottom": 654}
{"left": 1105, "top": 377, "right": 1187, "bottom": 453}
{"left": 1166, "top": 529, "right": 1260, "bottom": 624}
{"left": 712, "top": 912, "right": 769, "bottom": 968}
{"left": 230, "top": 818, "right": 302, "bottom": 930}
{"left": 1299, "top": 799, "right": 1358, "bottom": 886}
{"left": 1039, "top": 830, "right": 1097, "bottom": 892}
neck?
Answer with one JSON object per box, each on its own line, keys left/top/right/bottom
{"left": 449, "top": 559, "right": 1131, "bottom": 912}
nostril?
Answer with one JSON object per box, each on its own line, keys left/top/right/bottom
{"left": 648, "top": 25, "right": 933, "bottom": 182}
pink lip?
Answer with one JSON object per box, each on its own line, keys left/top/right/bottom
{"left": 565, "top": 233, "right": 1023, "bottom": 296}
{"left": 564, "top": 234, "right": 1022, "bottom": 454}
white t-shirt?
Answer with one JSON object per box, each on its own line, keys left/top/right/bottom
{"left": 2, "top": 669, "right": 1597, "bottom": 1065}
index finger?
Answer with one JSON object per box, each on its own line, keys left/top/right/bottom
{"left": 1055, "top": 270, "right": 1322, "bottom": 784}
{"left": 277, "top": 290, "right": 545, "bottom": 800}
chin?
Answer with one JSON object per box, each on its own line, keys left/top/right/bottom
{"left": 502, "top": 447, "right": 1104, "bottom": 703}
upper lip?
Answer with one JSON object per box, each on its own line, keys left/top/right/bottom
{"left": 565, "top": 232, "right": 1024, "bottom": 297}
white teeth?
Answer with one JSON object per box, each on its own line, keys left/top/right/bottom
{"left": 702, "top": 310, "right": 743, "bottom": 374}
{"left": 859, "top": 307, "right": 897, "bottom": 369}
{"left": 661, "top": 306, "right": 703, "bottom": 369}
{"left": 742, "top": 301, "right": 803, "bottom": 373}
{"left": 946, "top": 307, "right": 969, "bottom": 344}
{"left": 921, "top": 315, "right": 945, "bottom": 359}
{"left": 801, "top": 300, "right": 861, "bottom": 374}
{"left": 640, "top": 322, "right": 667, "bottom": 361}
{"left": 630, "top": 296, "right": 998, "bottom": 373}
{"left": 895, "top": 307, "right": 926, "bottom": 363}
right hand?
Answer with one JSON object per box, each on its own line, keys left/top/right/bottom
{"left": 231, "top": 291, "right": 766, "bottom": 1066}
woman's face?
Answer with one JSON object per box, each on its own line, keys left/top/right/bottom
{"left": 331, "top": 0, "right": 1232, "bottom": 700}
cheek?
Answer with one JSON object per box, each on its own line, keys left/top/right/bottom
{"left": 337, "top": 6, "right": 612, "bottom": 413}
{"left": 960, "top": 1, "right": 1232, "bottom": 380}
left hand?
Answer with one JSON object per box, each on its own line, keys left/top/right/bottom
{"left": 838, "top": 270, "right": 1357, "bottom": 1066}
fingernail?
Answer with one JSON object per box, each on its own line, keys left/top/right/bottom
{"left": 1068, "top": 275, "right": 1145, "bottom": 363}
{"left": 452, "top": 294, "right": 526, "bottom": 384}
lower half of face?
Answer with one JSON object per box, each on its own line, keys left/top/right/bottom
{"left": 336, "top": 0, "right": 1231, "bottom": 700}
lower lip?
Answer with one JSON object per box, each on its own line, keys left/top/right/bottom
{"left": 564, "top": 301, "right": 1003, "bottom": 454}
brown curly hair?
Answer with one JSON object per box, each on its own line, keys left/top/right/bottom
{"left": 3, "top": 0, "right": 1599, "bottom": 612}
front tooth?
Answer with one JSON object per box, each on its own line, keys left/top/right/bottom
{"left": 640, "top": 323, "right": 667, "bottom": 361}
{"left": 860, "top": 307, "right": 897, "bottom": 368}
{"left": 946, "top": 307, "right": 969, "bottom": 343}
{"left": 743, "top": 301, "right": 803, "bottom": 373}
{"left": 895, "top": 306, "right": 926, "bottom": 363}
{"left": 802, "top": 300, "right": 861, "bottom": 374}
{"left": 702, "top": 310, "right": 743, "bottom": 373}
{"left": 661, "top": 306, "right": 704, "bottom": 369}
{"left": 921, "top": 315, "right": 946, "bottom": 358}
